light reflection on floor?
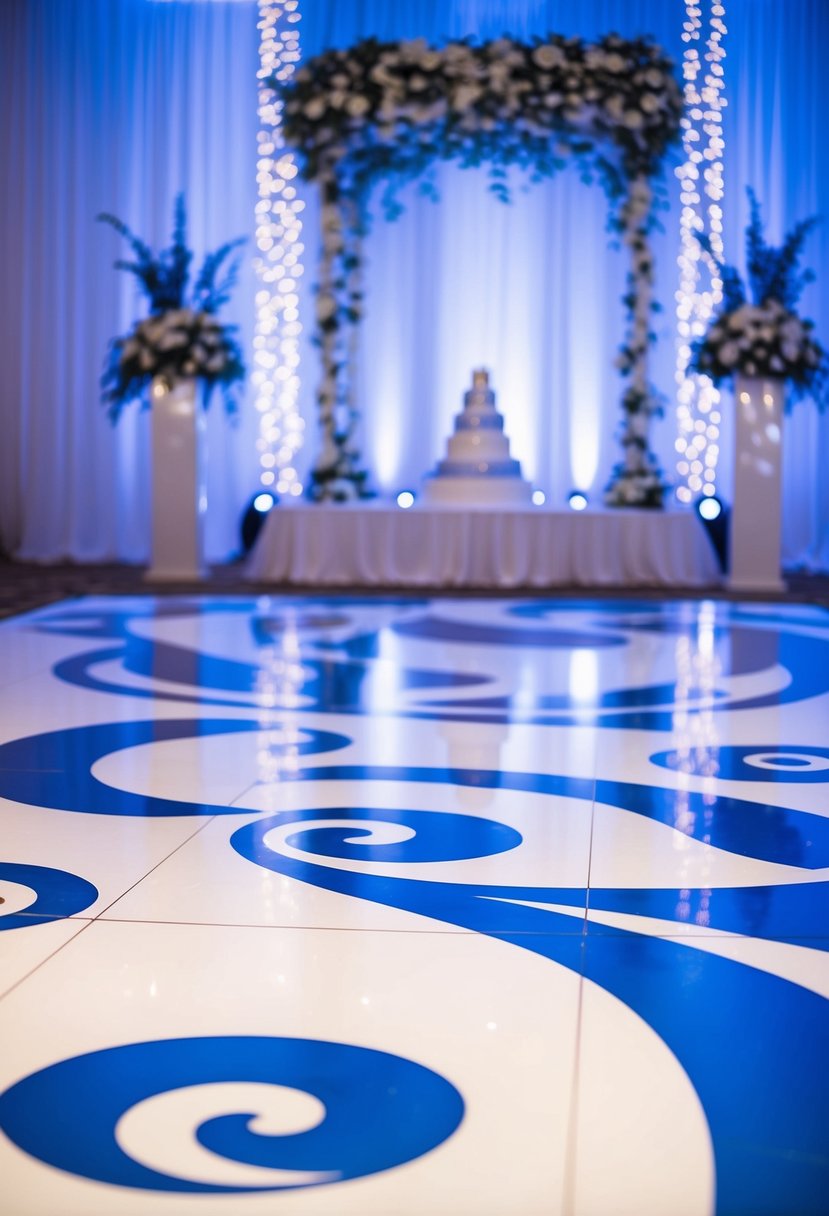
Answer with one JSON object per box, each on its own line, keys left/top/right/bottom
{"left": 0, "top": 595, "right": 828, "bottom": 1215}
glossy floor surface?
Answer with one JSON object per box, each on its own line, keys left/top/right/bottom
{"left": 0, "top": 595, "right": 828, "bottom": 1215}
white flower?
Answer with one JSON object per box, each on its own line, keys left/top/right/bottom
{"left": 452, "top": 84, "right": 482, "bottom": 110}
{"left": 420, "top": 51, "right": 441, "bottom": 71}
{"left": 640, "top": 93, "right": 659, "bottom": 114}
{"left": 645, "top": 68, "right": 664, "bottom": 88}
{"left": 205, "top": 353, "right": 226, "bottom": 374}
{"left": 727, "top": 305, "right": 751, "bottom": 332}
{"left": 605, "top": 52, "right": 626, "bottom": 73}
{"left": 543, "top": 91, "right": 563, "bottom": 109}
{"left": 532, "top": 44, "right": 561, "bottom": 70}
{"left": 303, "top": 96, "right": 327, "bottom": 121}
{"left": 346, "top": 94, "right": 371, "bottom": 118}
{"left": 157, "top": 329, "right": 189, "bottom": 352}
{"left": 781, "top": 343, "right": 799, "bottom": 362}
{"left": 409, "top": 73, "right": 428, "bottom": 91}
{"left": 623, "top": 109, "right": 644, "bottom": 129}
{"left": 315, "top": 294, "right": 337, "bottom": 322}
{"left": 718, "top": 342, "right": 739, "bottom": 367}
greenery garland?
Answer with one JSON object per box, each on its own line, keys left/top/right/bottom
{"left": 276, "top": 33, "right": 682, "bottom": 504}
{"left": 99, "top": 196, "right": 246, "bottom": 420}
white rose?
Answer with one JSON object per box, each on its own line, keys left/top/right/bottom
{"left": 718, "top": 342, "right": 739, "bottom": 367}
{"left": 346, "top": 94, "right": 371, "bottom": 118}
{"left": 532, "top": 44, "right": 560, "bottom": 70}
{"left": 420, "top": 51, "right": 441, "bottom": 71}
{"left": 623, "top": 109, "right": 644, "bottom": 129}
{"left": 727, "top": 306, "right": 750, "bottom": 331}
{"left": 452, "top": 84, "right": 482, "bottom": 110}
{"left": 640, "top": 93, "right": 659, "bottom": 113}
{"left": 303, "top": 96, "right": 327, "bottom": 121}
{"left": 157, "top": 329, "right": 189, "bottom": 352}
{"left": 605, "top": 53, "right": 626, "bottom": 72}
{"left": 781, "top": 343, "right": 799, "bottom": 362}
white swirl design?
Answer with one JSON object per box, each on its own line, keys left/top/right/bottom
{"left": 115, "top": 1082, "right": 336, "bottom": 1189}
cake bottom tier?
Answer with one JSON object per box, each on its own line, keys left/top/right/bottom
{"left": 422, "top": 475, "right": 533, "bottom": 506}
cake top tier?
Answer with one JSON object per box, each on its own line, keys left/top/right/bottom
{"left": 464, "top": 367, "right": 496, "bottom": 411}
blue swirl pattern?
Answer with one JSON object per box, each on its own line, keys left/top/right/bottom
{"left": 3, "top": 597, "right": 829, "bottom": 1211}
{"left": 0, "top": 1036, "right": 464, "bottom": 1192}
{"left": 0, "top": 862, "right": 98, "bottom": 930}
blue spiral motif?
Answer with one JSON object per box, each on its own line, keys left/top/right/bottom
{"left": 278, "top": 806, "right": 522, "bottom": 864}
{"left": 0, "top": 862, "right": 98, "bottom": 930}
{"left": 0, "top": 1036, "right": 464, "bottom": 1193}
{"left": 232, "top": 806, "right": 829, "bottom": 1215}
{"left": 652, "top": 745, "right": 829, "bottom": 783}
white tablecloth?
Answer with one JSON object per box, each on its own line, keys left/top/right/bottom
{"left": 246, "top": 503, "right": 722, "bottom": 589}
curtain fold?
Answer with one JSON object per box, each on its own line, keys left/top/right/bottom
{"left": 1, "top": 0, "right": 827, "bottom": 568}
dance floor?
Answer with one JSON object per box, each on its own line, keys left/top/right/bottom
{"left": 0, "top": 594, "right": 827, "bottom": 1215}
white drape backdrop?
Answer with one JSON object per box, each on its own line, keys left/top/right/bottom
{"left": 1, "top": 0, "right": 827, "bottom": 568}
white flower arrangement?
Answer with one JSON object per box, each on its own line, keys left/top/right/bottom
{"left": 275, "top": 33, "right": 682, "bottom": 504}
{"left": 99, "top": 196, "right": 245, "bottom": 421}
{"left": 692, "top": 190, "right": 828, "bottom": 409}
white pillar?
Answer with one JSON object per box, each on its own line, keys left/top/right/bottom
{"left": 730, "top": 374, "right": 785, "bottom": 593}
{"left": 146, "top": 378, "right": 206, "bottom": 582}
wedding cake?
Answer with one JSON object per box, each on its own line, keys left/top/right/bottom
{"left": 422, "top": 370, "right": 532, "bottom": 505}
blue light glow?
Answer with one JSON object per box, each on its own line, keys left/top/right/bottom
{"left": 698, "top": 496, "right": 722, "bottom": 522}
{"left": 568, "top": 491, "right": 588, "bottom": 512}
{"left": 253, "top": 493, "right": 275, "bottom": 513}
{"left": 397, "top": 491, "right": 415, "bottom": 509}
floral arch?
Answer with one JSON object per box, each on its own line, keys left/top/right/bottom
{"left": 277, "top": 33, "right": 683, "bottom": 504}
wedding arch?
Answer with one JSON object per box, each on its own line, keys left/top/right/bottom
{"left": 277, "top": 33, "right": 683, "bottom": 504}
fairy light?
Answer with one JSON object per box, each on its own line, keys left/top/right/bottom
{"left": 253, "top": 1, "right": 305, "bottom": 497}
{"left": 674, "top": 1, "right": 727, "bottom": 504}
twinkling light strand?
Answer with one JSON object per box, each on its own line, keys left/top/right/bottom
{"left": 674, "top": 1, "right": 727, "bottom": 504}
{"left": 253, "top": 0, "right": 305, "bottom": 497}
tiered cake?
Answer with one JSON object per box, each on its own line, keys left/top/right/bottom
{"left": 422, "top": 369, "right": 532, "bottom": 505}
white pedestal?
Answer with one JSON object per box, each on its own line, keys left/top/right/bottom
{"left": 146, "top": 377, "right": 206, "bottom": 582}
{"left": 730, "top": 374, "right": 785, "bottom": 593}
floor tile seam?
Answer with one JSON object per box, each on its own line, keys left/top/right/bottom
{"left": 89, "top": 916, "right": 591, "bottom": 936}
{"left": 227, "top": 778, "right": 265, "bottom": 809}
{"left": 0, "top": 918, "right": 94, "bottom": 1004}
{"left": 582, "top": 734, "right": 600, "bottom": 935}
{"left": 561, "top": 968, "right": 586, "bottom": 1216}
{"left": 91, "top": 815, "right": 221, "bottom": 921}
{"left": 8, "top": 910, "right": 826, "bottom": 944}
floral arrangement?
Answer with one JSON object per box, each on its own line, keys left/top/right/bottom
{"left": 692, "top": 190, "right": 828, "bottom": 407}
{"left": 99, "top": 196, "right": 246, "bottom": 420}
{"left": 275, "top": 34, "right": 683, "bottom": 504}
